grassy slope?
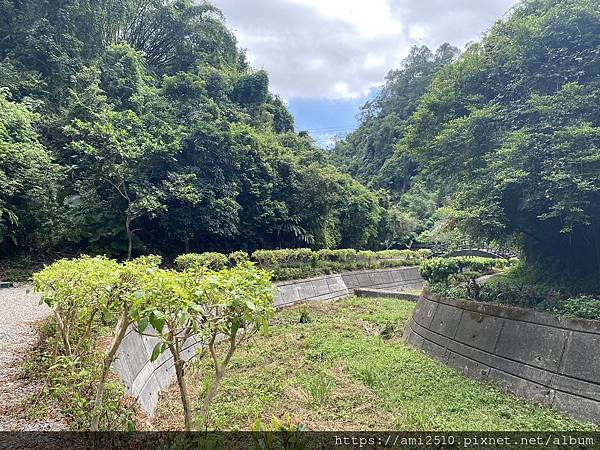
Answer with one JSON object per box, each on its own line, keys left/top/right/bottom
{"left": 152, "top": 297, "right": 595, "bottom": 431}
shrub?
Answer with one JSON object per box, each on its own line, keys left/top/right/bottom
{"left": 417, "top": 249, "right": 433, "bottom": 259}
{"left": 316, "top": 248, "right": 357, "bottom": 262}
{"left": 175, "top": 252, "right": 229, "bottom": 271}
{"left": 229, "top": 250, "right": 249, "bottom": 265}
{"left": 375, "top": 250, "right": 404, "bottom": 259}
{"left": 553, "top": 296, "right": 600, "bottom": 321}
{"left": 251, "top": 248, "right": 313, "bottom": 267}
{"left": 33, "top": 256, "right": 122, "bottom": 356}
{"left": 35, "top": 255, "right": 275, "bottom": 432}
{"left": 136, "top": 261, "right": 275, "bottom": 430}
{"left": 420, "top": 257, "right": 462, "bottom": 284}
{"left": 420, "top": 257, "right": 505, "bottom": 284}
{"left": 376, "top": 249, "right": 432, "bottom": 265}
{"left": 34, "top": 255, "right": 162, "bottom": 430}
{"left": 356, "top": 250, "right": 377, "bottom": 266}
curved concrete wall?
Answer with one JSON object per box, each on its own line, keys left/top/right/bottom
{"left": 114, "top": 266, "right": 424, "bottom": 415}
{"left": 404, "top": 290, "right": 600, "bottom": 423}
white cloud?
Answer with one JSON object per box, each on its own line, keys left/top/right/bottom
{"left": 212, "top": 0, "right": 518, "bottom": 100}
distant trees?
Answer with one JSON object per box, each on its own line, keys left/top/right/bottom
{"left": 332, "top": 44, "right": 460, "bottom": 195}
{"left": 333, "top": 0, "right": 600, "bottom": 279}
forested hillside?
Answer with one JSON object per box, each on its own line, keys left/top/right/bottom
{"left": 333, "top": 0, "right": 600, "bottom": 278}
{"left": 332, "top": 44, "right": 460, "bottom": 196}
{"left": 0, "top": 0, "right": 403, "bottom": 259}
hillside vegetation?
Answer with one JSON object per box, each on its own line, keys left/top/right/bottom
{"left": 333, "top": 0, "right": 600, "bottom": 281}
{"left": 0, "top": 0, "right": 405, "bottom": 260}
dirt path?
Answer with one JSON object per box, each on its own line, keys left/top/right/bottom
{"left": 0, "top": 284, "right": 65, "bottom": 430}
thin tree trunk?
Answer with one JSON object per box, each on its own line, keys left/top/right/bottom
{"left": 202, "top": 335, "right": 237, "bottom": 423}
{"left": 125, "top": 216, "right": 133, "bottom": 261}
{"left": 54, "top": 311, "right": 72, "bottom": 356}
{"left": 169, "top": 343, "right": 193, "bottom": 431}
{"left": 90, "top": 305, "right": 130, "bottom": 431}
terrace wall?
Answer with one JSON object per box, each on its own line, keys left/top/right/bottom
{"left": 404, "top": 290, "right": 600, "bottom": 423}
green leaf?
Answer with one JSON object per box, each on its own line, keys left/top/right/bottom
{"left": 149, "top": 311, "right": 166, "bottom": 333}
{"left": 137, "top": 318, "right": 149, "bottom": 334}
{"left": 150, "top": 342, "right": 165, "bottom": 363}
{"left": 230, "top": 317, "right": 240, "bottom": 338}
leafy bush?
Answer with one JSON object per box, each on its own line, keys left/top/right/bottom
{"left": 33, "top": 255, "right": 162, "bottom": 430}
{"left": 174, "top": 248, "right": 433, "bottom": 282}
{"left": 420, "top": 257, "right": 462, "bottom": 284}
{"left": 315, "top": 248, "right": 357, "bottom": 262}
{"left": 34, "top": 255, "right": 275, "bottom": 431}
{"left": 34, "top": 256, "right": 123, "bottom": 355}
{"left": 420, "top": 257, "right": 508, "bottom": 284}
{"left": 553, "top": 296, "right": 600, "bottom": 321}
{"left": 135, "top": 261, "right": 275, "bottom": 430}
{"left": 251, "top": 248, "right": 314, "bottom": 267}
{"left": 229, "top": 250, "right": 249, "bottom": 265}
{"left": 175, "top": 252, "right": 229, "bottom": 271}
{"left": 356, "top": 250, "right": 377, "bottom": 266}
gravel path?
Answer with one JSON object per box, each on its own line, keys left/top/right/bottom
{"left": 0, "top": 284, "right": 66, "bottom": 430}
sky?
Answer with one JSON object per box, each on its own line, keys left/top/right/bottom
{"left": 211, "top": 0, "right": 519, "bottom": 146}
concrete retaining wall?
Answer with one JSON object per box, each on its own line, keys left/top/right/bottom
{"left": 114, "top": 266, "right": 424, "bottom": 415}
{"left": 404, "top": 290, "right": 600, "bottom": 423}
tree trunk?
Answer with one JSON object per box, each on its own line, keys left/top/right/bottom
{"left": 202, "top": 336, "right": 237, "bottom": 424}
{"left": 125, "top": 216, "right": 133, "bottom": 261}
{"left": 184, "top": 239, "right": 190, "bottom": 254}
{"left": 90, "top": 305, "right": 130, "bottom": 431}
{"left": 169, "top": 344, "right": 193, "bottom": 431}
{"left": 55, "top": 311, "right": 72, "bottom": 356}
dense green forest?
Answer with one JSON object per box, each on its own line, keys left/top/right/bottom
{"left": 0, "top": 0, "right": 402, "bottom": 259}
{"left": 334, "top": 0, "right": 600, "bottom": 279}
{"left": 1, "top": 0, "right": 599, "bottom": 280}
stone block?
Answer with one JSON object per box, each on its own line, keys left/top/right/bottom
{"left": 154, "top": 360, "right": 177, "bottom": 390}
{"left": 552, "top": 391, "right": 600, "bottom": 423}
{"left": 429, "top": 303, "right": 463, "bottom": 338}
{"left": 326, "top": 275, "right": 347, "bottom": 295}
{"left": 130, "top": 362, "right": 156, "bottom": 398}
{"left": 342, "top": 274, "right": 360, "bottom": 290}
{"left": 560, "top": 332, "right": 600, "bottom": 384}
{"left": 551, "top": 373, "right": 600, "bottom": 402}
{"left": 454, "top": 312, "right": 504, "bottom": 353}
{"left": 296, "top": 281, "right": 316, "bottom": 301}
{"left": 137, "top": 373, "right": 161, "bottom": 415}
{"left": 488, "top": 368, "right": 554, "bottom": 405}
{"left": 312, "top": 278, "right": 331, "bottom": 296}
{"left": 356, "top": 273, "right": 372, "bottom": 287}
{"left": 421, "top": 338, "right": 448, "bottom": 363}
{"left": 447, "top": 351, "right": 490, "bottom": 381}
{"left": 114, "top": 330, "right": 150, "bottom": 385}
{"left": 495, "top": 321, "right": 568, "bottom": 371}
{"left": 411, "top": 298, "right": 438, "bottom": 329}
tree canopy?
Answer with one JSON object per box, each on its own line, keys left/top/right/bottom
{"left": 333, "top": 0, "right": 600, "bottom": 279}
{"left": 0, "top": 0, "right": 406, "bottom": 258}
{"left": 408, "top": 0, "right": 600, "bottom": 278}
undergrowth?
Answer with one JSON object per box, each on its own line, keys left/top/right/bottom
{"left": 23, "top": 317, "right": 138, "bottom": 430}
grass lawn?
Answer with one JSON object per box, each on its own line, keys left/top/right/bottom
{"left": 152, "top": 297, "right": 596, "bottom": 431}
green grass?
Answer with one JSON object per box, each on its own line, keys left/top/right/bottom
{"left": 152, "top": 297, "right": 596, "bottom": 431}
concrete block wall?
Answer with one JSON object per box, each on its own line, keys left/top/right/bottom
{"left": 113, "top": 266, "right": 424, "bottom": 415}
{"left": 404, "top": 290, "right": 600, "bottom": 423}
